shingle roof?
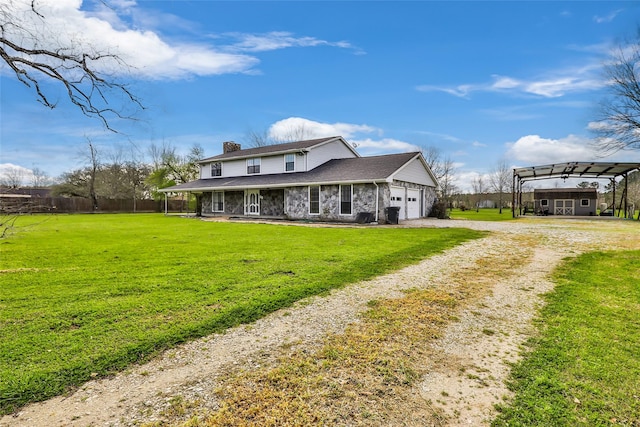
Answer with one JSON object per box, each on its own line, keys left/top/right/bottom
{"left": 162, "top": 152, "right": 422, "bottom": 192}
{"left": 198, "top": 136, "right": 347, "bottom": 162}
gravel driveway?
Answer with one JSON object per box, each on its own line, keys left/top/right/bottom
{"left": 3, "top": 217, "right": 638, "bottom": 427}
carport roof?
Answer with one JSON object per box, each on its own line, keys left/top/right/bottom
{"left": 513, "top": 161, "right": 640, "bottom": 182}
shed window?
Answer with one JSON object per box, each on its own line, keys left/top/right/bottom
{"left": 309, "top": 186, "right": 320, "bottom": 214}
{"left": 247, "top": 158, "right": 261, "bottom": 174}
{"left": 581, "top": 199, "right": 590, "bottom": 207}
{"left": 285, "top": 154, "right": 295, "bottom": 172}
{"left": 540, "top": 199, "right": 548, "bottom": 206}
{"left": 212, "top": 192, "right": 224, "bottom": 212}
{"left": 210, "top": 162, "right": 222, "bottom": 177}
{"left": 340, "top": 184, "right": 352, "bottom": 215}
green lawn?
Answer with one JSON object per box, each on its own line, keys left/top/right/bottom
{"left": 0, "top": 214, "right": 485, "bottom": 414}
{"left": 493, "top": 250, "right": 640, "bottom": 426}
{"left": 449, "top": 208, "right": 516, "bottom": 221}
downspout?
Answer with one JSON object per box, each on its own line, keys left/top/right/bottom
{"left": 373, "top": 181, "right": 379, "bottom": 223}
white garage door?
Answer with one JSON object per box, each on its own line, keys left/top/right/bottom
{"left": 407, "top": 188, "right": 420, "bottom": 219}
{"left": 390, "top": 186, "right": 405, "bottom": 220}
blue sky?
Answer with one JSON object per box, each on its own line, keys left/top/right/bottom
{"left": 2, "top": 0, "right": 639, "bottom": 190}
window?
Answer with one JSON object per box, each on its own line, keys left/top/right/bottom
{"left": 541, "top": 199, "right": 548, "bottom": 206}
{"left": 210, "top": 162, "right": 222, "bottom": 177}
{"left": 285, "top": 154, "right": 295, "bottom": 172}
{"left": 212, "top": 192, "right": 224, "bottom": 212}
{"left": 580, "top": 199, "right": 590, "bottom": 207}
{"left": 247, "top": 158, "right": 261, "bottom": 174}
{"left": 340, "top": 184, "right": 352, "bottom": 215}
{"left": 309, "top": 186, "right": 320, "bottom": 214}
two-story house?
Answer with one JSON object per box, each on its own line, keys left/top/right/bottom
{"left": 160, "top": 136, "right": 438, "bottom": 223}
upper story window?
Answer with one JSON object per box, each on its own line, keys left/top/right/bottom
{"left": 210, "top": 162, "right": 222, "bottom": 177}
{"left": 285, "top": 154, "right": 295, "bottom": 172}
{"left": 247, "top": 158, "right": 261, "bottom": 174}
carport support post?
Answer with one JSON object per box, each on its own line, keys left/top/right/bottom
{"left": 624, "top": 173, "right": 628, "bottom": 219}
{"left": 512, "top": 170, "right": 517, "bottom": 218}
{"left": 612, "top": 178, "right": 617, "bottom": 217}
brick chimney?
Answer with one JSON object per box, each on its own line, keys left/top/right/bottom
{"left": 223, "top": 141, "right": 241, "bottom": 153}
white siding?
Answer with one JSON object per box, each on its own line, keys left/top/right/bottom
{"left": 260, "top": 155, "right": 285, "bottom": 174}
{"left": 200, "top": 164, "right": 210, "bottom": 179}
{"left": 221, "top": 159, "right": 246, "bottom": 177}
{"left": 307, "top": 140, "right": 357, "bottom": 170}
{"left": 393, "top": 158, "right": 436, "bottom": 186}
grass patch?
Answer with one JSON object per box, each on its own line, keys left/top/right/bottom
{"left": 493, "top": 250, "right": 640, "bottom": 426}
{"left": 0, "top": 213, "right": 485, "bottom": 414}
{"left": 449, "top": 208, "right": 515, "bottom": 221}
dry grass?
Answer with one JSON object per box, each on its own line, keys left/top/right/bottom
{"left": 150, "top": 235, "right": 535, "bottom": 427}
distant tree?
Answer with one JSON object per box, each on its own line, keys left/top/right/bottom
{"left": 488, "top": 160, "right": 512, "bottom": 214}
{"left": 244, "top": 128, "right": 273, "bottom": 148}
{"left": 147, "top": 143, "right": 203, "bottom": 199}
{"left": 0, "top": 165, "right": 25, "bottom": 188}
{"left": 0, "top": 0, "right": 143, "bottom": 130}
{"left": 577, "top": 181, "right": 599, "bottom": 189}
{"left": 471, "top": 175, "right": 487, "bottom": 212}
{"left": 30, "top": 167, "right": 52, "bottom": 187}
{"left": 591, "top": 34, "right": 640, "bottom": 154}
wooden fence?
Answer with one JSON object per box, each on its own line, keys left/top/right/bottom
{"left": 0, "top": 197, "right": 189, "bottom": 214}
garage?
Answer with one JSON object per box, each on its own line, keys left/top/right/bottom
{"left": 390, "top": 186, "right": 405, "bottom": 220}
{"left": 407, "top": 188, "right": 420, "bottom": 219}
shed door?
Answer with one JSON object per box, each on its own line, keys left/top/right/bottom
{"left": 390, "top": 186, "right": 405, "bottom": 220}
{"left": 554, "top": 199, "right": 574, "bottom": 216}
{"left": 407, "top": 189, "right": 420, "bottom": 219}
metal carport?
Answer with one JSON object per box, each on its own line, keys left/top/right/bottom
{"left": 512, "top": 162, "right": 640, "bottom": 219}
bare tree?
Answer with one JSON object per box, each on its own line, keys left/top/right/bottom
{"left": 488, "top": 160, "right": 512, "bottom": 214}
{"left": 438, "top": 157, "right": 458, "bottom": 208}
{"left": 0, "top": 0, "right": 143, "bottom": 131}
{"left": 591, "top": 35, "right": 640, "bottom": 154}
{"left": 0, "top": 165, "right": 25, "bottom": 188}
{"left": 30, "top": 167, "right": 51, "bottom": 187}
{"left": 471, "top": 175, "right": 487, "bottom": 212}
{"left": 244, "top": 128, "right": 273, "bottom": 148}
{"left": 421, "top": 146, "right": 445, "bottom": 181}
{"left": 86, "top": 141, "right": 100, "bottom": 211}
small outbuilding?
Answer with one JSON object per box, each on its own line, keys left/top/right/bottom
{"left": 533, "top": 188, "right": 597, "bottom": 216}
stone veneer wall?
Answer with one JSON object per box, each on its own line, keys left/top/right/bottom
{"left": 201, "top": 191, "right": 243, "bottom": 215}
{"left": 260, "top": 189, "right": 285, "bottom": 216}
{"left": 285, "top": 183, "right": 383, "bottom": 222}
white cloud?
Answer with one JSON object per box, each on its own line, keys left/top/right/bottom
{"left": 267, "top": 117, "right": 420, "bottom": 155}
{"left": 222, "top": 31, "right": 359, "bottom": 53}
{"left": 505, "top": 134, "right": 596, "bottom": 164}
{"left": 4, "top": 0, "right": 354, "bottom": 80}
{"left": 594, "top": 9, "right": 623, "bottom": 24}
{"left": 351, "top": 138, "right": 421, "bottom": 154}
{"left": 418, "top": 65, "right": 606, "bottom": 99}
{"left": 268, "top": 117, "right": 381, "bottom": 141}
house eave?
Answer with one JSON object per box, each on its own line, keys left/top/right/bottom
{"left": 159, "top": 178, "right": 390, "bottom": 193}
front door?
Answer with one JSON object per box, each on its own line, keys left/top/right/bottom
{"left": 554, "top": 199, "right": 574, "bottom": 215}
{"left": 245, "top": 189, "right": 260, "bottom": 215}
